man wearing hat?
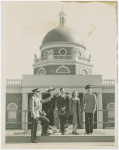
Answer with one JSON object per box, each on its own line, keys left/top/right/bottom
{"left": 83, "top": 85, "right": 97, "bottom": 135}
{"left": 30, "top": 88, "right": 52, "bottom": 143}
{"left": 42, "top": 87, "right": 56, "bottom": 134}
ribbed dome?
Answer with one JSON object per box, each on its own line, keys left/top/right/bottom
{"left": 41, "top": 27, "right": 84, "bottom": 47}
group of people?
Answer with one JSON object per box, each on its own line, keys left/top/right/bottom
{"left": 30, "top": 85, "right": 97, "bottom": 143}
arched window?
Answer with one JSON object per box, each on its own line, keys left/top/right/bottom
{"left": 80, "top": 69, "right": 88, "bottom": 75}
{"left": 78, "top": 51, "right": 81, "bottom": 56}
{"left": 107, "top": 103, "right": 115, "bottom": 122}
{"left": 56, "top": 66, "right": 70, "bottom": 73}
{"left": 62, "top": 17, "right": 64, "bottom": 24}
{"left": 7, "top": 103, "right": 18, "bottom": 122}
{"left": 37, "top": 68, "right": 46, "bottom": 75}
{"left": 59, "top": 48, "right": 67, "bottom": 55}
{"left": 44, "top": 50, "right": 48, "bottom": 57}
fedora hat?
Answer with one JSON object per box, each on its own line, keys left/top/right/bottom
{"left": 59, "top": 110, "right": 66, "bottom": 116}
{"left": 32, "top": 88, "right": 40, "bottom": 93}
{"left": 46, "top": 87, "right": 55, "bottom": 92}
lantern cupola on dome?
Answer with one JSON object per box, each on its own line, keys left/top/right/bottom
{"left": 59, "top": 7, "right": 67, "bottom": 27}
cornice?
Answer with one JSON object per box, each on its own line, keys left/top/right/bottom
{"left": 33, "top": 61, "right": 93, "bottom": 68}
{"left": 40, "top": 42, "right": 86, "bottom": 51}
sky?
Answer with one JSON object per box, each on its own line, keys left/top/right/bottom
{"left": 2, "top": 1, "right": 117, "bottom": 79}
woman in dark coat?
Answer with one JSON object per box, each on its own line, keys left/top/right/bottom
{"left": 69, "top": 91, "right": 83, "bottom": 135}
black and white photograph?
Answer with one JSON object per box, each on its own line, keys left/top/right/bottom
{"left": 1, "top": 1, "right": 118, "bottom": 149}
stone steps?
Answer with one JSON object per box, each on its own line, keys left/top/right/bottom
{"left": 6, "top": 129, "right": 115, "bottom": 143}
{"left": 6, "top": 135, "right": 114, "bottom": 143}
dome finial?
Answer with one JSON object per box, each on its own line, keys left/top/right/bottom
{"left": 59, "top": 8, "right": 67, "bottom": 27}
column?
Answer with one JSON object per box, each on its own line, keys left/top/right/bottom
{"left": 97, "top": 93, "right": 103, "bottom": 129}
{"left": 22, "top": 93, "right": 28, "bottom": 130}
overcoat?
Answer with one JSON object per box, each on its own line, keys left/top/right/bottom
{"left": 57, "top": 95, "right": 70, "bottom": 120}
{"left": 83, "top": 93, "right": 96, "bottom": 113}
{"left": 69, "top": 97, "right": 83, "bottom": 128}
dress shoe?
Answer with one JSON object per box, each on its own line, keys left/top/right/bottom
{"left": 84, "top": 133, "right": 89, "bottom": 135}
{"left": 61, "top": 132, "right": 65, "bottom": 135}
{"left": 89, "top": 133, "right": 93, "bottom": 135}
{"left": 45, "top": 133, "right": 50, "bottom": 136}
{"left": 72, "top": 131, "right": 79, "bottom": 135}
{"left": 47, "top": 133, "right": 51, "bottom": 135}
{"left": 41, "top": 133, "right": 49, "bottom": 136}
{"left": 31, "top": 140, "right": 38, "bottom": 143}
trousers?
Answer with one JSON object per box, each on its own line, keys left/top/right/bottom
{"left": 46, "top": 109, "right": 54, "bottom": 126}
{"left": 31, "top": 115, "right": 49, "bottom": 142}
{"left": 59, "top": 115, "right": 67, "bottom": 134}
{"left": 85, "top": 113, "right": 94, "bottom": 134}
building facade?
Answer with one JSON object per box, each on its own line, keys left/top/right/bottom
{"left": 6, "top": 10, "right": 115, "bottom": 130}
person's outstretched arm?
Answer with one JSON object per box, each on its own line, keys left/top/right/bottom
{"left": 40, "top": 95, "right": 52, "bottom": 103}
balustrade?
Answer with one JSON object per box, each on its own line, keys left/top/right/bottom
{"left": 34, "top": 57, "right": 48, "bottom": 63}
{"left": 53, "top": 55, "right": 72, "bottom": 59}
{"left": 34, "top": 55, "right": 91, "bottom": 62}
{"left": 78, "top": 56, "right": 90, "bottom": 62}
{"left": 6, "top": 109, "right": 115, "bottom": 134}
{"left": 103, "top": 80, "right": 115, "bottom": 85}
{"left": 6, "top": 79, "right": 22, "bottom": 85}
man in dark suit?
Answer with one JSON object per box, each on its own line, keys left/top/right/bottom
{"left": 57, "top": 88, "right": 69, "bottom": 135}
{"left": 83, "top": 85, "right": 97, "bottom": 135}
{"left": 43, "top": 87, "right": 56, "bottom": 134}
{"left": 30, "top": 88, "right": 52, "bottom": 143}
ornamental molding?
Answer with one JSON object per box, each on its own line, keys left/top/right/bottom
{"left": 44, "top": 50, "right": 49, "bottom": 57}
{"left": 7, "top": 103, "right": 18, "bottom": 110}
{"left": 59, "top": 48, "right": 67, "bottom": 55}
{"left": 43, "top": 49, "right": 54, "bottom": 57}
{"left": 80, "top": 68, "right": 88, "bottom": 75}
{"left": 37, "top": 67, "right": 46, "bottom": 75}
{"left": 56, "top": 65, "right": 70, "bottom": 73}
{"left": 33, "top": 62, "right": 93, "bottom": 68}
{"left": 107, "top": 103, "right": 115, "bottom": 110}
{"left": 40, "top": 42, "right": 86, "bottom": 51}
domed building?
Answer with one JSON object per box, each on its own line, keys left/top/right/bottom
{"left": 6, "top": 10, "right": 115, "bottom": 132}
{"left": 33, "top": 10, "right": 93, "bottom": 76}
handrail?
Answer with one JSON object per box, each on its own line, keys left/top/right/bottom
{"left": 6, "top": 109, "right": 115, "bottom": 112}
{"left": 6, "top": 109, "right": 115, "bottom": 135}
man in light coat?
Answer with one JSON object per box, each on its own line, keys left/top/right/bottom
{"left": 30, "top": 88, "right": 52, "bottom": 143}
{"left": 83, "top": 85, "right": 97, "bottom": 135}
